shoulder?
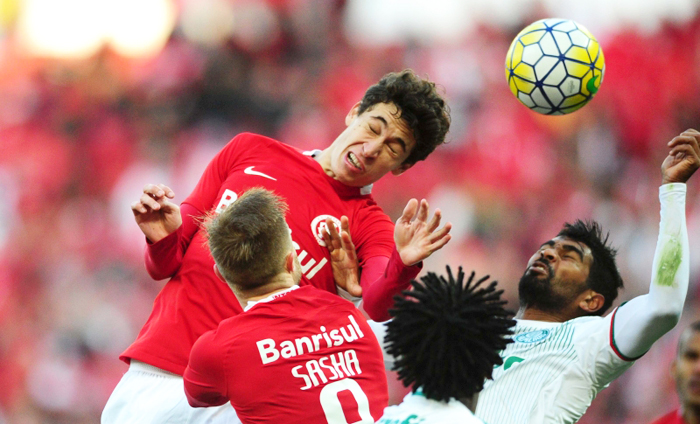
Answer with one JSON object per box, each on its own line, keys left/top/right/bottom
{"left": 227, "top": 132, "right": 286, "bottom": 149}
{"left": 293, "top": 286, "right": 357, "bottom": 310}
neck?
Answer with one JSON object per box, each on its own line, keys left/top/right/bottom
{"left": 517, "top": 306, "right": 572, "bottom": 322}
{"left": 683, "top": 404, "right": 700, "bottom": 424}
{"left": 234, "top": 274, "right": 296, "bottom": 309}
{"left": 459, "top": 393, "right": 478, "bottom": 413}
{"left": 314, "top": 148, "right": 335, "bottom": 178}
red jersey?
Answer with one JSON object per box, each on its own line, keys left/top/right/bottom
{"left": 183, "top": 285, "right": 389, "bottom": 424}
{"left": 649, "top": 410, "right": 687, "bottom": 424}
{"left": 121, "top": 133, "right": 417, "bottom": 375}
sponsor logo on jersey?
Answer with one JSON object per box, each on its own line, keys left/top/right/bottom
{"left": 311, "top": 215, "right": 341, "bottom": 247}
{"left": 256, "top": 314, "right": 365, "bottom": 365}
{"left": 243, "top": 166, "right": 277, "bottom": 181}
{"left": 514, "top": 329, "right": 551, "bottom": 344}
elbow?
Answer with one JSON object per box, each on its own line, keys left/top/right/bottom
{"left": 146, "top": 269, "right": 174, "bottom": 281}
{"left": 363, "top": 301, "right": 390, "bottom": 323}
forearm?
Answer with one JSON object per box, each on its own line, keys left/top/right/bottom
{"left": 360, "top": 249, "right": 422, "bottom": 322}
{"left": 613, "top": 183, "right": 688, "bottom": 358}
{"left": 144, "top": 203, "right": 201, "bottom": 280}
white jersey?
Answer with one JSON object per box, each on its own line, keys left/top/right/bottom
{"left": 378, "top": 391, "right": 484, "bottom": 424}
{"left": 476, "top": 183, "right": 690, "bottom": 424}
{"left": 475, "top": 314, "right": 633, "bottom": 424}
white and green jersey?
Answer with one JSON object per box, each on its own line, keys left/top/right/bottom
{"left": 476, "top": 184, "right": 690, "bottom": 424}
{"left": 378, "top": 391, "right": 485, "bottom": 424}
{"left": 475, "top": 314, "right": 633, "bottom": 424}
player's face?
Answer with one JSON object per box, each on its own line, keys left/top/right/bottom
{"left": 673, "top": 330, "right": 700, "bottom": 407}
{"left": 518, "top": 236, "right": 594, "bottom": 312}
{"left": 321, "top": 102, "right": 416, "bottom": 187}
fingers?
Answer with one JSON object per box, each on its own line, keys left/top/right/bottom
{"left": 133, "top": 184, "right": 176, "bottom": 216}
{"left": 669, "top": 131, "right": 700, "bottom": 155}
{"left": 399, "top": 199, "right": 419, "bottom": 224}
{"left": 345, "top": 279, "right": 363, "bottom": 297}
{"left": 143, "top": 183, "right": 175, "bottom": 199}
{"left": 340, "top": 216, "right": 351, "bottom": 240}
{"left": 339, "top": 231, "right": 356, "bottom": 260}
{"left": 415, "top": 199, "right": 429, "bottom": 222}
{"left": 323, "top": 217, "right": 340, "bottom": 249}
{"left": 426, "top": 208, "right": 442, "bottom": 233}
{"left": 427, "top": 223, "right": 452, "bottom": 251}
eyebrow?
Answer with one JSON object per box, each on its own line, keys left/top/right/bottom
{"left": 540, "top": 240, "right": 584, "bottom": 261}
{"left": 372, "top": 115, "right": 407, "bottom": 153}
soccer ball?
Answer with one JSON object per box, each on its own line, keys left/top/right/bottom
{"left": 505, "top": 18, "right": 605, "bottom": 115}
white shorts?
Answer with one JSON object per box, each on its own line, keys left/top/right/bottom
{"left": 102, "top": 361, "right": 241, "bottom": 424}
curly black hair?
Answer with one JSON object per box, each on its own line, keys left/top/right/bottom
{"left": 385, "top": 266, "right": 515, "bottom": 402}
{"left": 358, "top": 69, "right": 450, "bottom": 165}
{"left": 557, "top": 220, "right": 623, "bottom": 315}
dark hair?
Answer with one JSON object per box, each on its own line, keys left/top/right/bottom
{"left": 557, "top": 220, "right": 623, "bottom": 315}
{"left": 358, "top": 69, "right": 450, "bottom": 165}
{"left": 385, "top": 266, "right": 515, "bottom": 402}
{"left": 678, "top": 320, "right": 700, "bottom": 354}
{"left": 205, "top": 188, "right": 291, "bottom": 289}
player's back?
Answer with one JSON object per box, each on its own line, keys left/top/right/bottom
{"left": 475, "top": 315, "right": 633, "bottom": 424}
{"left": 216, "top": 286, "right": 388, "bottom": 423}
{"left": 378, "top": 391, "right": 484, "bottom": 424}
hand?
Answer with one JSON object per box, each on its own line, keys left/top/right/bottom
{"left": 662, "top": 129, "right": 700, "bottom": 184}
{"left": 322, "top": 216, "right": 362, "bottom": 297}
{"left": 395, "top": 199, "right": 452, "bottom": 266}
{"left": 131, "top": 184, "right": 182, "bottom": 243}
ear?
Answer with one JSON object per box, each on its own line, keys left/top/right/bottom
{"left": 345, "top": 102, "right": 362, "bottom": 126}
{"left": 284, "top": 251, "right": 296, "bottom": 274}
{"left": 391, "top": 162, "right": 414, "bottom": 176}
{"left": 578, "top": 289, "right": 605, "bottom": 314}
{"left": 212, "top": 264, "right": 226, "bottom": 282}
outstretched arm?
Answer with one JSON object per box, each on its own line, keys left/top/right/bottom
{"left": 612, "top": 129, "right": 700, "bottom": 359}
{"left": 326, "top": 199, "right": 452, "bottom": 321}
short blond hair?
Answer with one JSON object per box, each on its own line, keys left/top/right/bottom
{"left": 206, "top": 188, "right": 291, "bottom": 289}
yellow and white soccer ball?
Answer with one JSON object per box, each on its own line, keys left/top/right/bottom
{"left": 506, "top": 18, "right": 605, "bottom": 115}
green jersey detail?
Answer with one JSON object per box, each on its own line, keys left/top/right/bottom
{"left": 503, "top": 356, "right": 524, "bottom": 370}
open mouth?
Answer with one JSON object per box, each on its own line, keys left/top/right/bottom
{"left": 529, "top": 261, "right": 550, "bottom": 275}
{"left": 347, "top": 152, "right": 363, "bottom": 171}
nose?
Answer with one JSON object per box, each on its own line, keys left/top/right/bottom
{"left": 362, "top": 139, "right": 382, "bottom": 158}
{"left": 540, "top": 247, "right": 556, "bottom": 262}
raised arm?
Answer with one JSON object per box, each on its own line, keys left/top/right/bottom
{"left": 132, "top": 184, "right": 201, "bottom": 280}
{"left": 612, "top": 129, "right": 700, "bottom": 359}
{"left": 325, "top": 199, "right": 452, "bottom": 321}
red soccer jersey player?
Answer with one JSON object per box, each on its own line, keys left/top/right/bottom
{"left": 103, "top": 71, "right": 452, "bottom": 424}
{"left": 184, "top": 286, "right": 388, "bottom": 424}
{"left": 119, "top": 132, "right": 417, "bottom": 374}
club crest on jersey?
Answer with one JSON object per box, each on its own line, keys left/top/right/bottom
{"left": 311, "top": 215, "right": 341, "bottom": 247}
{"left": 514, "top": 329, "right": 551, "bottom": 344}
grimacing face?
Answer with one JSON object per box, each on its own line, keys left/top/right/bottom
{"left": 673, "top": 329, "right": 700, "bottom": 408}
{"left": 518, "top": 236, "right": 594, "bottom": 312}
{"left": 319, "top": 102, "right": 417, "bottom": 187}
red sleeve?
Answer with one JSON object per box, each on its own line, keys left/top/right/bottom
{"left": 360, "top": 248, "right": 422, "bottom": 322}
{"left": 144, "top": 203, "right": 202, "bottom": 280}
{"left": 183, "top": 330, "right": 229, "bottom": 408}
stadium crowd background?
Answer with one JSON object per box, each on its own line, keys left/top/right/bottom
{"left": 1, "top": 0, "right": 700, "bottom": 422}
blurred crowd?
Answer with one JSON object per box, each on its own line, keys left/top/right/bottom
{"left": 2, "top": 0, "right": 700, "bottom": 423}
